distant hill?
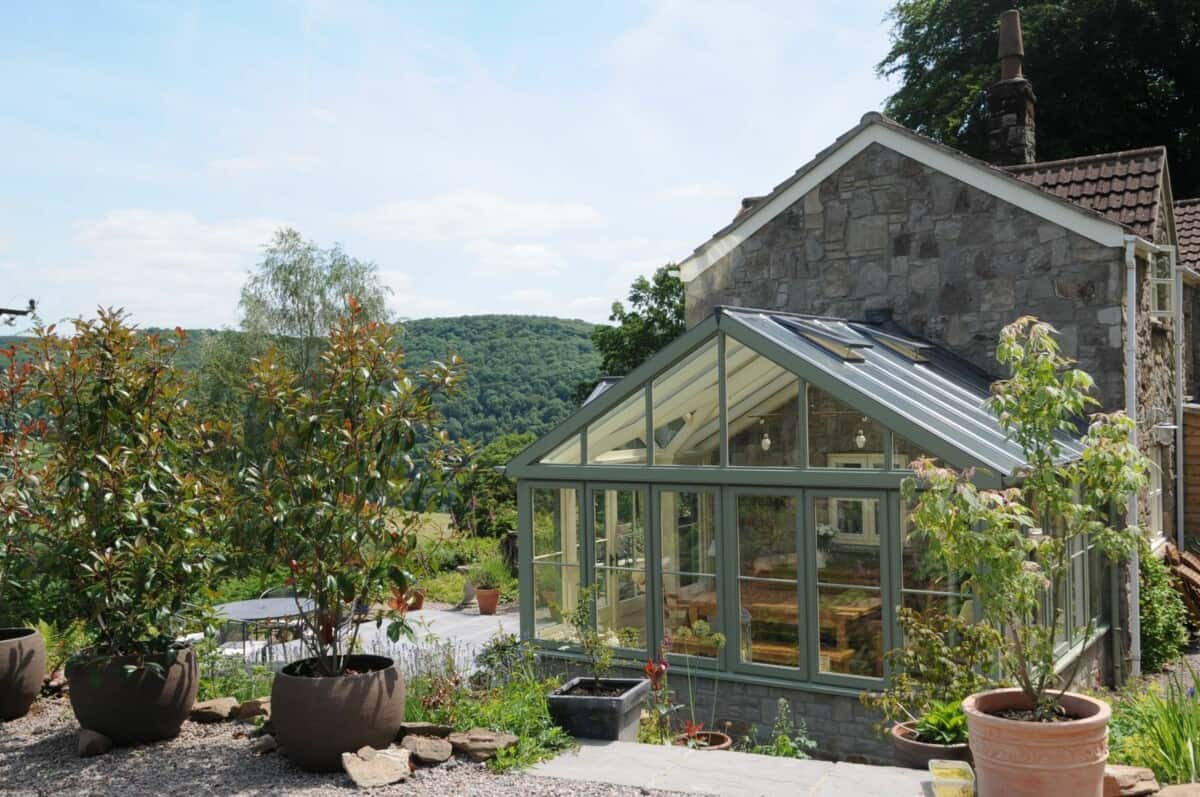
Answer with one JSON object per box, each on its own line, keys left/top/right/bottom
{"left": 2, "top": 314, "right": 601, "bottom": 445}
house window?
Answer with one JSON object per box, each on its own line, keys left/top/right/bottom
{"left": 813, "top": 496, "right": 883, "bottom": 677}
{"left": 660, "top": 490, "right": 720, "bottom": 657}
{"left": 593, "top": 488, "right": 648, "bottom": 649}
{"left": 1151, "top": 250, "right": 1174, "bottom": 318}
{"left": 735, "top": 494, "right": 800, "bottom": 667}
{"left": 531, "top": 487, "right": 582, "bottom": 643}
{"left": 1148, "top": 447, "right": 1164, "bottom": 543}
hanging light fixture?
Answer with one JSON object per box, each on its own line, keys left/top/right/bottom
{"left": 855, "top": 428, "right": 867, "bottom": 449}
{"left": 761, "top": 431, "right": 772, "bottom": 452}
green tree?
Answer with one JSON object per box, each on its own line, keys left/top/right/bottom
{"left": 879, "top": 1, "right": 1200, "bottom": 197}
{"left": 240, "top": 227, "right": 392, "bottom": 383}
{"left": 907, "top": 317, "right": 1147, "bottom": 718}
{"left": 577, "top": 265, "right": 685, "bottom": 401}
{"left": 453, "top": 432, "right": 534, "bottom": 536}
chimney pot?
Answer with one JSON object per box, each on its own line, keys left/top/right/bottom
{"left": 998, "top": 9, "right": 1024, "bottom": 79}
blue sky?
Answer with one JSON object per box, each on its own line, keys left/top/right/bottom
{"left": 0, "top": 1, "right": 898, "bottom": 329}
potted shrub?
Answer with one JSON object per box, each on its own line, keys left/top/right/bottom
{"left": 906, "top": 317, "right": 1147, "bottom": 797}
{"left": 470, "top": 556, "right": 507, "bottom": 615}
{"left": 547, "top": 583, "right": 651, "bottom": 740}
{"left": 243, "top": 299, "right": 466, "bottom": 772}
{"left": 10, "top": 313, "right": 226, "bottom": 743}
{"left": 862, "top": 607, "right": 997, "bottom": 768}
{"left": 0, "top": 345, "right": 46, "bottom": 721}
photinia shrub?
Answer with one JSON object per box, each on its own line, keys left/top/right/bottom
{"left": 242, "top": 297, "right": 467, "bottom": 676}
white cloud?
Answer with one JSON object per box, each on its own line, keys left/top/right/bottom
{"left": 463, "top": 240, "right": 564, "bottom": 274}
{"left": 45, "top": 210, "right": 283, "bottom": 328}
{"left": 349, "top": 190, "right": 603, "bottom": 242}
{"left": 207, "top": 153, "right": 324, "bottom": 176}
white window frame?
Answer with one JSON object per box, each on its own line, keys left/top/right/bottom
{"left": 1150, "top": 249, "right": 1175, "bottom": 318}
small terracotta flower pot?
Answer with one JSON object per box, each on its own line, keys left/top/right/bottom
{"left": 891, "top": 721, "right": 971, "bottom": 770}
{"left": 963, "top": 688, "right": 1111, "bottom": 797}
{"left": 672, "top": 730, "right": 732, "bottom": 750}
{"left": 476, "top": 588, "right": 500, "bottom": 615}
{"left": 406, "top": 588, "right": 425, "bottom": 611}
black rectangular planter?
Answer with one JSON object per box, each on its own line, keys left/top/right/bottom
{"left": 547, "top": 677, "right": 651, "bottom": 741}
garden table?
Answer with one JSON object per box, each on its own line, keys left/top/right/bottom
{"left": 215, "top": 598, "right": 316, "bottom": 661}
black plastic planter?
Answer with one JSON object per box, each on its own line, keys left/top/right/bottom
{"left": 547, "top": 677, "right": 650, "bottom": 741}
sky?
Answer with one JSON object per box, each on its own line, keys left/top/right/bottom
{"left": 0, "top": 1, "right": 899, "bottom": 330}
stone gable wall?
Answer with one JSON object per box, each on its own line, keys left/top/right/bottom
{"left": 685, "top": 142, "right": 1127, "bottom": 410}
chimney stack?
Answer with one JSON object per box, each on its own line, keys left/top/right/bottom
{"left": 986, "top": 10, "right": 1036, "bottom": 166}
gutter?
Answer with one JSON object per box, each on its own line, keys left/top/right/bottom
{"left": 1124, "top": 236, "right": 1142, "bottom": 679}
{"left": 1173, "top": 246, "right": 1185, "bottom": 552}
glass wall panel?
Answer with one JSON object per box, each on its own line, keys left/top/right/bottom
{"left": 725, "top": 338, "right": 801, "bottom": 467}
{"left": 531, "top": 487, "right": 581, "bottom": 643}
{"left": 587, "top": 390, "right": 647, "bottom": 465}
{"left": 652, "top": 339, "right": 720, "bottom": 466}
{"left": 807, "top": 384, "right": 885, "bottom": 468}
{"left": 735, "top": 494, "right": 800, "bottom": 667}
{"left": 899, "top": 501, "right": 970, "bottom": 621}
{"left": 537, "top": 434, "right": 581, "bottom": 465}
{"left": 660, "top": 491, "right": 721, "bottom": 657}
{"left": 593, "top": 488, "right": 647, "bottom": 649}
{"left": 893, "top": 433, "right": 936, "bottom": 468}
{"left": 814, "top": 496, "right": 883, "bottom": 677}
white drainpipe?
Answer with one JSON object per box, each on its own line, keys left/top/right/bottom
{"left": 1172, "top": 246, "right": 1184, "bottom": 552}
{"left": 1124, "top": 236, "right": 1142, "bottom": 679}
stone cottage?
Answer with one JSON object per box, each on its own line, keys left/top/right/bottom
{"left": 509, "top": 10, "right": 1194, "bottom": 760}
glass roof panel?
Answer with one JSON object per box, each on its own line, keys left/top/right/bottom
{"left": 652, "top": 337, "right": 719, "bottom": 466}
{"left": 725, "top": 336, "right": 800, "bottom": 467}
{"left": 587, "top": 388, "right": 647, "bottom": 465}
{"left": 536, "top": 433, "right": 582, "bottom": 465}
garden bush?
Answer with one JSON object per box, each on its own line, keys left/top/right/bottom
{"left": 194, "top": 637, "right": 274, "bottom": 703}
{"left": 1109, "top": 667, "right": 1200, "bottom": 785}
{"left": 1139, "top": 546, "right": 1190, "bottom": 673}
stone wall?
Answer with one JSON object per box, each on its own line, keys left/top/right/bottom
{"left": 537, "top": 655, "right": 890, "bottom": 763}
{"left": 685, "top": 142, "right": 1128, "bottom": 410}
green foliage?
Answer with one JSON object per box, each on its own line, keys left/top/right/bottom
{"left": 906, "top": 316, "right": 1147, "bottom": 719}
{"left": 742, "top": 698, "right": 816, "bottom": 759}
{"left": 405, "top": 637, "right": 574, "bottom": 771}
{"left": 568, "top": 583, "right": 613, "bottom": 688}
{"left": 195, "top": 637, "right": 274, "bottom": 703}
{"left": 2, "top": 312, "right": 228, "bottom": 660}
{"left": 913, "top": 700, "right": 969, "bottom": 746}
{"left": 208, "top": 565, "right": 292, "bottom": 605}
{"left": 579, "top": 266, "right": 684, "bottom": 399}
{"left": 1139, "top": 547, "right": 1191, "bottom": 673}
{"left": 240, "top": 227, "right": 391, "bottom": 384}
{"left": 421, "top": 570, "right": 467, "bottom": 605}
{"left": 1109, "top": 668, "right": 1200, "bottom": 785}
{"left": 452, "top": 432, "right": 532, "bottom": 536}
{"left": 398, "top": 316, "right": 599, "bottom": 443}
{"left": 33, "top": 619, "right": 89, "bottom": 680}
{"left": 862, "top": 607, "right": 999, "bottom": 733}
{"left": 879, "top": 1, "right": 1200, "bottom": 197}
{"left": 469, "top": 555, "right": 510, "bottom": 591}
{"left": 241, "top": 299, "right": 468, "bottom": 675}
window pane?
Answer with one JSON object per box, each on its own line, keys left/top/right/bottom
{"left": 653, "top": 339, "right": 720, "bottom": 466}
{"left": 661, "top": 491, "right": 720, "bottom": 657}
{"left": 1072, "top": 549, "right": 1088, "bottom": 634}
{"left": 901, "top": 591, "right": 972, "bottom": 620}
{"left": 587, "top": 389, "right": 647, "bottom": 464}
{"left": 726, "top": 338, "right": 801, "bottom": 466}
{"left": 893, "top": 433, "right": 936, "bottom": 468}
{"left": 814, "top": 496, "right": 881, "bottom": 586}
{"left": 737, "top": 495, "right": 797, "bottom": 578}
{"left": 900, "top": 501, "right": 956, "bottom": 593}
{"left": 739, "top": 579, "right": 800, "bottom": 667}
{"left": 537, "top": 434, "right": 581, "bottom": 465}
{"left": 593, "top": 488, "right": 647, "bottom": 650}
{"left": 818, "top": 585, "right": 883, "bottom": 677}
{"left": 1154, "top": 282, "right": 1172, "bottom": 314}
{"left": 533, "top": 487, "right": 580, "bottom": 565}
{"left": 533, "top": 564, "right": 579, "bottom": 643}
{"left": 807, "top": 384, "right": 885, "bottom": 468}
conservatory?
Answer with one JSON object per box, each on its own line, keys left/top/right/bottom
{"left": 507, "top": 307, "right": 1106, "bottom": 691}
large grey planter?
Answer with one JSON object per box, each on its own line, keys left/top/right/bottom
{"left": 547, "top": 677, "right": 650, "bottom": 741}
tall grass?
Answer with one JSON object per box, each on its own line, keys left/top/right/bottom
{"left": 1109, "top": 665, "right": 1200, "bottom": 785}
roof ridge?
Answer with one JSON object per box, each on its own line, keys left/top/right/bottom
{"left": 1175, "top": 198, "right": 1200, "bottom": 208}
{"left": 1004, "top": 146, "right": 1167, "bottom": 173}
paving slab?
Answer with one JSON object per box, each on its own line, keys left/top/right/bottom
{"left": 530, "top": 740, "right": 931, "bottom": 797}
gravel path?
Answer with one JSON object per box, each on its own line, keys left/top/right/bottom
{"left": 0, "top": 698, "right": 690, "bottom": 797}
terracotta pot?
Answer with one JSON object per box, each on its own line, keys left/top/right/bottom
{"left": 66, "top": 646, "right": 197, "bottom": 745}
{"left": 891, "top": 721, "right": 971, "bottom": 770}
{"left": 476, "top": 588, "right": 500, "bottom": 615}
{"left": 271, "top": 654, "right": 405, "bottom": 772}
{"left": 0, "top": 628, "right": 47, "bottom": 721}
{"left": 406, "top": 589, "right": 425, "bottom": 612}
{"left": 963, "top": 688, "right": 1111, "bottom": 797}
{"left": 673, "top": 730, "right": 733, "bottom": 750}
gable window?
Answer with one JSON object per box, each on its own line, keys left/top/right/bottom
{"left": 1150, "top": 250, "right": 1174, "bottom": 318}
{"left": 726, "top": 338, "right": 801, "bottom": 467}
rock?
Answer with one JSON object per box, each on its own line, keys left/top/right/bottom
{"left": 448, "top": 727, "right": 518, "bottom": 762}
{"left": 250, "top": 735, "right": 277, "bottom": 756}
{"left": 233, "top": 697, "right": 270, "bottom": 721}
{"left": 190, "top": 697, "right": 238, "bottom": 723}
{"left": 400, "top": 734, "right": 453, "bottom": 764}
{"left": 397, "top": 720, "right": 454, "bottom": 739}
{"left": 342, "top": 746, "right": 411, "bottom": 788}
{"left": 78, "top": 729, "right": 112, "bottom": 758}
{"left": 1104, "top": 764, "right": 1159, "bottom": 797}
